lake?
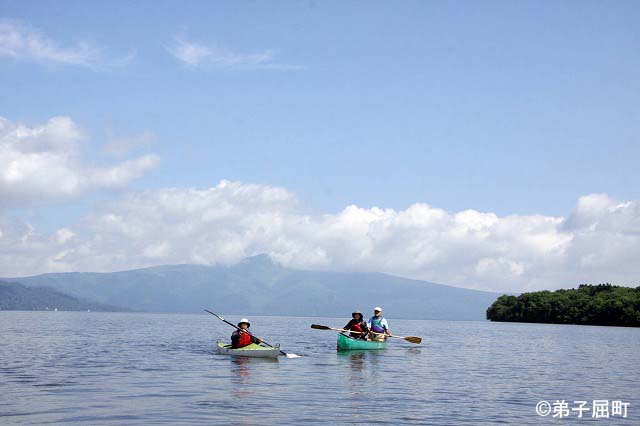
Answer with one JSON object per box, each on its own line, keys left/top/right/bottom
{"left": 1, "top": 311, "right": 638, "bottom": 424}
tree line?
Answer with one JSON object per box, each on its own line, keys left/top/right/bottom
{"left": 486, "top": 284, "right": 640, "bottom": 327}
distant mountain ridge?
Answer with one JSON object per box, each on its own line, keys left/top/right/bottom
{"left": 0, "top": 281, "right": 129, "bottom": 312}
{"left": 5, "top": 255, "right": 499, "bottom": 320}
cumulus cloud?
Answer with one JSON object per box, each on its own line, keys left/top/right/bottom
{"left": 0, "top": 20, "right": 132, "bottom": 69}
{"left": 1, "top": 181, "right": 638, "bottom": 293}
{"left": 0, "top": 216, "right": 77, "bottom": 274}
{"left": 168, "top": 35, "right": 303, "bottom": 70}
{"left": 0, "top": 116, "right": 159, "bottom": 206}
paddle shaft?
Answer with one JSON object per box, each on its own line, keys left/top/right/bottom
{"left": 312, "top": 325, "right": 388, "bottom": 336}
{"left": 204, "top": 309, "right": 289, "bottom": 356}
{"left": 311, "top": 324, "right": 421, "bottom": 344}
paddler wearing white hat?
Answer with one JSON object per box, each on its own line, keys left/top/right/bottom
{"left": 230, "top": 317, "right": 262, "bottom": 348}
{"left": 367, "top": 307, "right": 391, "bottom": 341}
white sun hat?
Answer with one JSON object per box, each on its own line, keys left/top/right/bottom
{"left": 237, "top": 318, "right": 251, "bottom": 327}
{"left": 374, "top": 306, "right": 382, "bottom": 312}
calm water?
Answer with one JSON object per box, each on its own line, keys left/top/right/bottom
{"left": 1, "top": 312, "right": 638, "bottom": 425}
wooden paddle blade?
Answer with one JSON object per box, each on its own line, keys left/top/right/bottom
{"left": 404, "top": 336, "right": 422, "bottom": 344}
{"left": 311, "top": 324, "right": 332, "bottom": 330}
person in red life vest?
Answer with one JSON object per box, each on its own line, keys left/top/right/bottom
{"left": 343, "top": 310, "right": 369, "bottom": 340}
{"left": 231, "top": 318, "right": 261, "bottom": 348}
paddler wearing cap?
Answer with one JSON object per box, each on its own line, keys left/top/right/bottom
{"left": 367, "top": 307, "right": 391, "bottom": 341}
{"left": 230, "top": 318, "right": 262, "bottom": 349}
{"left": 343, "top": 310, "right": 369, "bottom": 340}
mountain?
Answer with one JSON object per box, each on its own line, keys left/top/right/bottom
{"left": 5, "top": 255, "right": 499, "bottom": 320}
{"left": 0, "top": 281, "right": 129, "bottom": 312}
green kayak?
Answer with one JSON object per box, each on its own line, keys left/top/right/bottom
{"left": 337, "top": 332, "right": 387, "bottom": 351}
{"left": 216, "top": 341, "right": 280, "bottom": 358}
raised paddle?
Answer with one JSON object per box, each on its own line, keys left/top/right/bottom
{"left": 311, "top": 324, "right": 422, "bottom": 345}
{"left": 205, "top": 309, "right": 301, "bottom": 358}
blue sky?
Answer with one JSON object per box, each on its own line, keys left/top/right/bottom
{"left": 2, "top": 0, "right": 638, "bottom": 215}
{"left": 1, "top": 1, "right": 639, "bottom": 289}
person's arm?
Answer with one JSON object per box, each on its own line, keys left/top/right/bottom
{"left": 383, "top": 318, "right": 391, "bottom": 335}
{"left": 231, "top": 331, "right": 239, "bottom": 348}
{"left": 250, "top": 334, "right": 261, "bottom": 345}
{"left": 344, "top": 319, "right": 354, "bottom": 330}
{"left": 361, "top": 321, "right": 370, "bottom": 339}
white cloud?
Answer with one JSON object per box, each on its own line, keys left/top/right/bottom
{"left": 1, "top": 181, "right": 639, "bottom": 293}
{"left": 167, "top": 37, "right": 211, "bottom": 67}
{"left": 0, "top": 116, "right": 159, "bottom": 206}
{"left": 168, "top": 36, "right": 303, "bottom": 70}
{"left": 104, "top": 131, "right": 156, "bottom": 158}
{"left": 0, "top": 216, "right": 76, "bottom": 274}
{"left": 0, "top": 20, "right": 132, "bottom": 69}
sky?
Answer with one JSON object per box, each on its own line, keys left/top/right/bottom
{"left": 1, "top": 0, "right": 639, "bottom": 292}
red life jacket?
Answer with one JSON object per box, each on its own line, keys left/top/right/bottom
{"left": 350, "top": 322, "right": 363, "bottom": 333}
{"left": 237, "top": 331, "right": 252, "bottom": 347}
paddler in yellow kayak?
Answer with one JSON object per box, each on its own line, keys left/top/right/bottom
{"left": 230, "top": 318, "right": 262, "bottom": 349}
{"left": 367, "top": 307, "right": 391, "bottom": 341}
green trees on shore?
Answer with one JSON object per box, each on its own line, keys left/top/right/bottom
{"left": 486, "top": 284, "right": 640, "bottom": 327}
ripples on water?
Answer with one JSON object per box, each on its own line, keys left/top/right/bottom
{"left": 1, "top": 312, "right": 638, "bottom": 424}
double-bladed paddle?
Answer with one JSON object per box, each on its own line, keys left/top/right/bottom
{"left": 310, "top": 324, "right": 422, "bottom": 345}
{"left": 205, "top": 309, "right": 301, "bottom": 358}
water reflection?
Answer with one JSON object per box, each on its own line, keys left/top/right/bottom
{"left": 230, "top": 357, "right": 251, "bottom": 384}
{"left": 228, "top": 356, "right": 278, "bottom": 400}
{"left": 339, "top": 352, "right": 387, "bottom": 383}
{"left": 348, "top": 351, "right": 364, "bottom": 371}
{"left": 336, "top": 350, "right": 389, "bottom": 414}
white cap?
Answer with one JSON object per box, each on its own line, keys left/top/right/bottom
{"left": 238, "top": 318, "right": 251, "bottom": 327}
{"left": 374, "top": 306, "right": 382, "bottom": 312}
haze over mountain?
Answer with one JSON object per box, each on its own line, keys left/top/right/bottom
{"left": 0, "top": 281, "right": 128, "bottom": 312}
{"left": 6, "top": 255, "right": 500, "bottom": 320}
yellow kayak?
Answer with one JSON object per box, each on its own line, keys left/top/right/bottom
{"left": 216, "top": 341, "right": 280, "bottom": 358}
